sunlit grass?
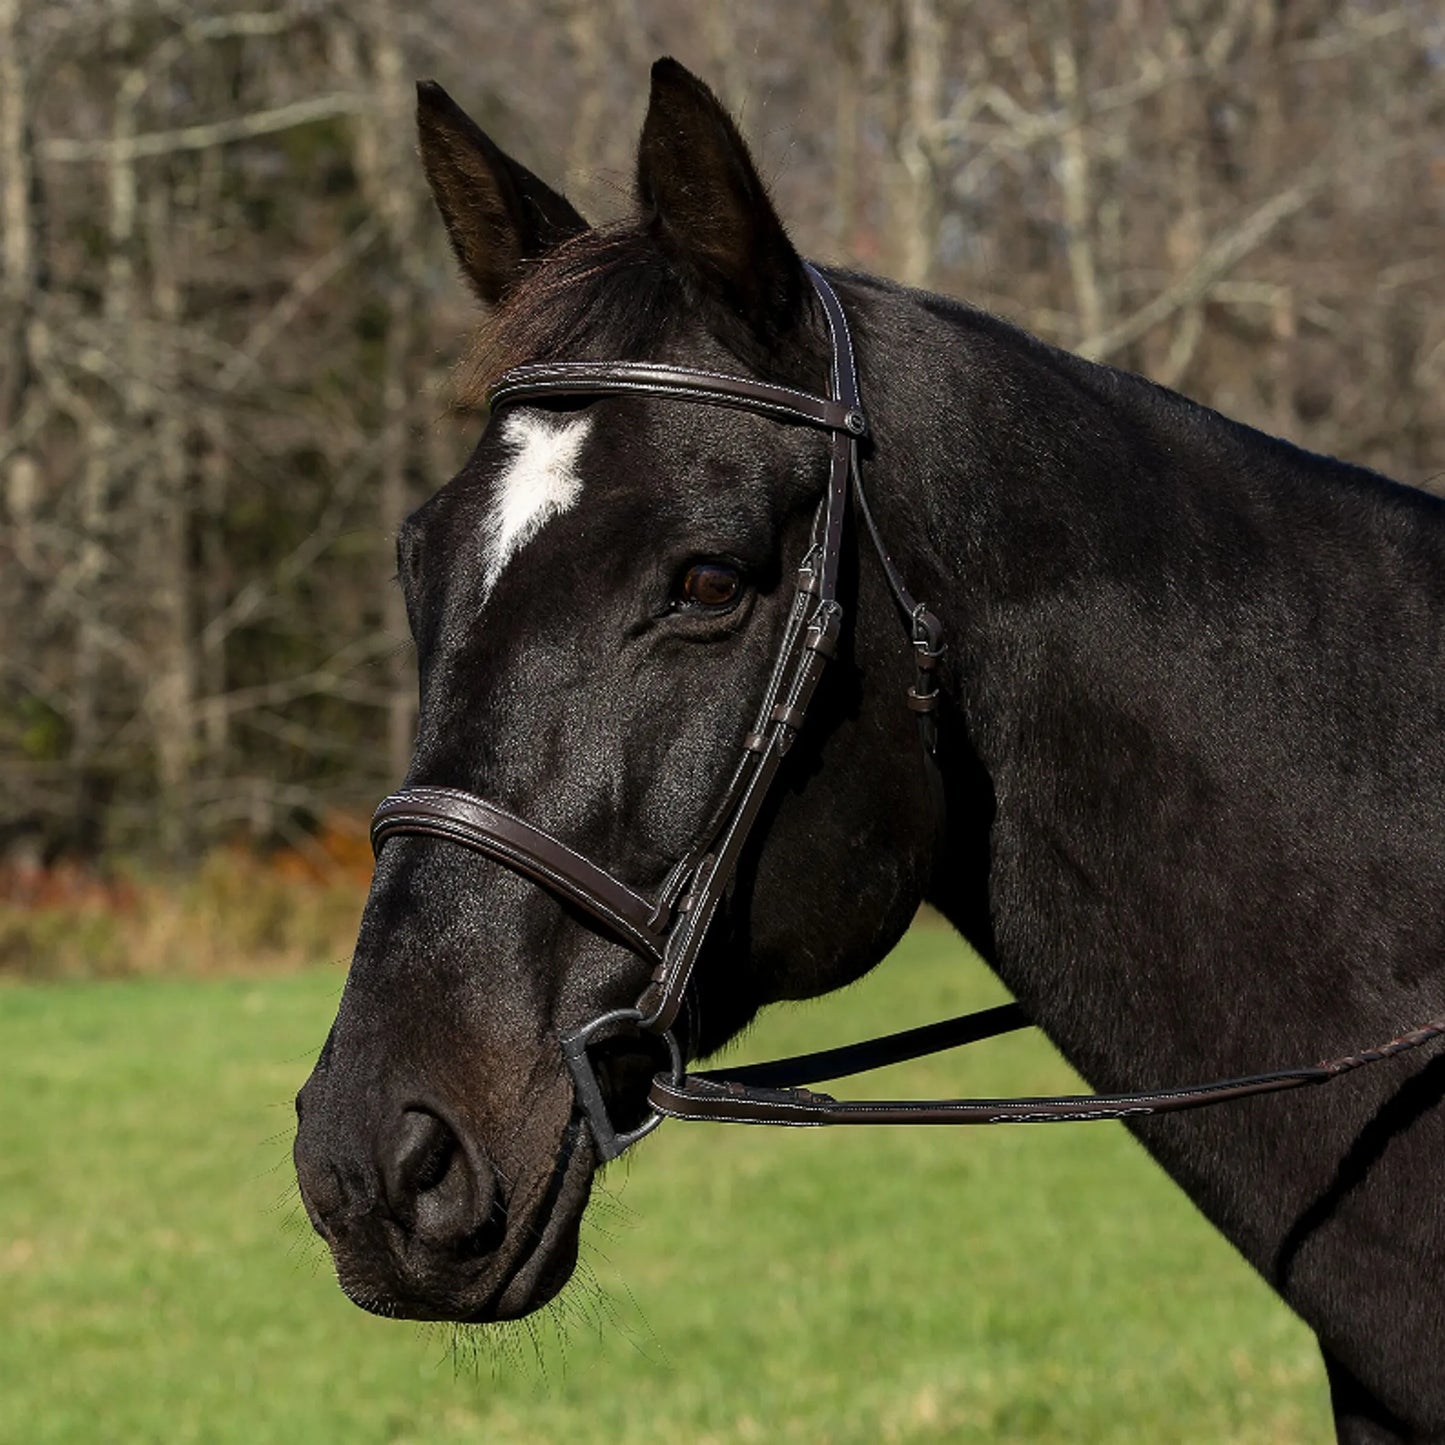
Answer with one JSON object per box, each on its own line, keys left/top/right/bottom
{"left": 0, "top": 927, "right": 1330, "bottom": 1443}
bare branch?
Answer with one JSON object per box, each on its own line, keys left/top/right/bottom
{"left": 1077, "top": 155, "right": 1338, "bottom": 363}
{"left": 201, "top": 635, "right": 405, "bottom": 721}
{"left": 1051, "top": 19, "right": 1104, "bottom": 341}
{"left": 40, "top": 93, "right": 377, "bottom": 163}
{"left": 217, "top": 220, "right": 382, "bottom": 393}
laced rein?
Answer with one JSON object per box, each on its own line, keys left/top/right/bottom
{"left": 371, "top": 264, "right": 1445, "bottom": 1160}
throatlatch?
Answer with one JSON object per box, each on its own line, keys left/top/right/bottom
{"left": 371, "top": 264, "right": 1445, "bottom": 1161}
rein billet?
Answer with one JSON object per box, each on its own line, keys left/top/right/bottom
{"left": 370, "top": 264, "right": 1445, "bottom": 1162}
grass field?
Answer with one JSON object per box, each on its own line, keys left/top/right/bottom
{"left": 1, "top": 925, "right": 1332, "bottom": 1444}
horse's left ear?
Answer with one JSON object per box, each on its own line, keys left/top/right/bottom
{"left": 636, "top": 58, "right": 807, "bottom": 340}
{"left": 416, "top": 80, "right": 589, "bottom": 306}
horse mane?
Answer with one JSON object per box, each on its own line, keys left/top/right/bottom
{"left": 904, "top": 278, "right": 1445, "bottom": 539}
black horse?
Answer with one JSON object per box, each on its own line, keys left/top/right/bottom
{"left": 293, "top": 61, "right": 1445, "bottom": 1441}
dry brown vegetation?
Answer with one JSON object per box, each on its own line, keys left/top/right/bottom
{"left": 0, "top": 813, "right": 368, "bottom": 978}
{"left": 2, "top": 1, "right": 1442, "bottom": 974}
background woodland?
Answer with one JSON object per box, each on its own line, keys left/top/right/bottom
{"left": 2, "top": 0, "right": 1442, "bottom": 907}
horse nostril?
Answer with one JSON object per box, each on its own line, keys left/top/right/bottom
{"left": 385, "top": 1109, "right": 458, "bottom": 1209}
{"left": 406, "top": 1113, "right": 456, "bottom": 1193}
{"left": 382, "top": 1108, "right": 500, "bottom": 1250}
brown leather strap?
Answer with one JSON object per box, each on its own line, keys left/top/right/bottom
{"left": 805, "top": 265, "right": 861, "bottom": 606}
{"left": 811, "top": 267, "right": 945, "bottom": 752}
{"left": 649, "top": 1069, "right": 1323, "bottom": 1126}
{"left": 371, "top": 787, "right": 668, "bottom": 962}
{"left": 809, "top": 262, "right": 861, "bottom": 418}
{"left": 696, "top": 1001, "right": 1031, "bottom": 1088}
{"left": 488, "top": 359, "right": 866, "bottom": 437}
{"left": 640, "top": 602, "right": 843, "bottom": 1031}
{"left": 647, "top": 1014, "right": 1445, "bottom": 1128}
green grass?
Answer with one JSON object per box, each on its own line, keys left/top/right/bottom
{"left": 0, "top": 927, "right": 1331, "bottom": 1444}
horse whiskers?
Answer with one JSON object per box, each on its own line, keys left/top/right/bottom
{"left": 336, "top": 1275, "right": 402, "bottom": 1319}
{"left": 416, "top": 1220, "right": 661, "bottom": 1389}
{"left": 446, "top": 1316, "right": 528, "bottom": 1385}
{"left": 585, "top": 1195, "right": 638, "bottom": 1231}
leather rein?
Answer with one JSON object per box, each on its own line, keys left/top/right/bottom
{"left": 371, "top": 264, "right": 1445, "bottom": 1162}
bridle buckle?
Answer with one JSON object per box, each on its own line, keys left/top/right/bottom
{"left": 559, "top": 1008, "right": 684, "bottom": 1163}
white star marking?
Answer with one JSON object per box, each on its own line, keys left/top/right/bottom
{"left": 481, "top": 410, "right": 592, "bottom": 603}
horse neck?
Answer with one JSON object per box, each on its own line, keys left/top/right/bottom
{"left": 850, "top": 278, "right": 1445, "bottom": 1085}
{"left": 845, "top": 277, "right": 1445, "bottom": 1403}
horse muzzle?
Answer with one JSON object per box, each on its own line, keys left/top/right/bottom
{"left": 293, "top": 1067, "right": 596, "bottom": 1322}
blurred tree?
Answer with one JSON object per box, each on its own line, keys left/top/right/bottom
{"left": 1, "top": 0, "right": 1441, "bottom": 868}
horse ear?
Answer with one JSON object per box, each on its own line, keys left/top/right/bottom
{"left": 636, "top": 58, "right": 806, "bottom": 339}
{"left": 416, "top": 80, "right": 589, "bottom": 306}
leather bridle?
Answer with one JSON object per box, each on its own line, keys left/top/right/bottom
{"left": 372, "top": 264, "right": 1445, "bottom": 1162}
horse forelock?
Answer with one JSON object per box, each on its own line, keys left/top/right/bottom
{"left": 451, "top": 226, "right": 683, "bottom": 414}
{"left": 450, "top": 221, "right": 832, "bottom": 418}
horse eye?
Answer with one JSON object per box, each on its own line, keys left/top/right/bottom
{"left": 679, "top": 562, "right": 742, "bottom": 609}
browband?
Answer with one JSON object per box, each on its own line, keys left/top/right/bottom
{"left": 488, "top": 360, "right": 868, "bottom": 437}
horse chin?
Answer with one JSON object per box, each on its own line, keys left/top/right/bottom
{"left": 482, "top": 1209, "right": 586, "bottom": 1321}
{"left": 479, "top": 1138, "right": 595, "bottom": 1322}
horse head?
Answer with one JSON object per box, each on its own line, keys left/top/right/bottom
{"left": 293, "top": 61, "right": 945, "bottom": 1323}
